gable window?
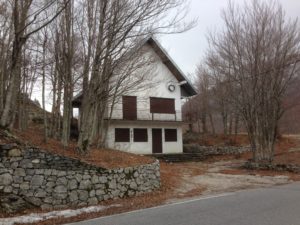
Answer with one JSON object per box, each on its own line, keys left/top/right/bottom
{"left": 123, "top": 96, "right": 137, "bottom": 120}
{"left": 133, "top": 128, "right": 148, "bottom": 142}
{"left": 165, "top": 129, "right": 177, "bottom": 142}
{"left": 150, "top": 97, "right": 175, "bottom": 114}
{"left": 115, "top": 128, "right": 130, "bottom": 142}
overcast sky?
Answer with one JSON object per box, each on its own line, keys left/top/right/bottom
{"left": 158, "top": 0, "right": 300, "bottom": 80}
{"left": 37, "top": 0, "right": 300, "bottom": 110}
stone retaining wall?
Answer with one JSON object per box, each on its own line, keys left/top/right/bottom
{"left": 183, "top": 144, "right": 250, "bottom": 155}
{"left": 0, "top": 145, "right": 160, "bottom": 210}
{"left": 244, "top": 161, "right": 300, "bottom": 173}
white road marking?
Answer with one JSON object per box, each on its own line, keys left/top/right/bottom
{"left": 66, "top": 193, "right": 234, "bottom": 224}
{"left": 167, "top": 193, "right": 235, "bottom": 206}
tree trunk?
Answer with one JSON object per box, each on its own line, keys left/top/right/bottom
{"left": 221, "top": 110, "right": 228, "bottom": 136}
{"left": 197, "top": 119, "right": 201, "bottom": 133}
{"left": 209, "top": 112, "right": 215, "bottom": 135}
{"left": 0, "top": 71, "right": 3, "bottom": 115}
{"left": 50, "top": 65, "right": 57, "bottom": 138}
{"left": 77, "top": 0, "right": 107, "bottom": 153}
{"left": 61, "top": 0, "right": 74, "bottom": 147}
{"left": 229, "top": 113, "right": 233, "bottom": 135}
{"left": 0, "top": 38, "right": 24, "bottom": 128}
{"left": 42, "top": 35, "right": 48, "bottom": 143}
{"left": 0, "top": 1, "right": 30, "bottom": 129}
{"left": 53, "top": 31, "right": 63, "bottom": 140}
{"left": 201, "top": 112, "right": 207, "bottom": 133}
{"left": 234, "top": 113, "right": 239, "bottom": 135}
{"left": 55, "top": 79, "right": 62, "bottom": 139}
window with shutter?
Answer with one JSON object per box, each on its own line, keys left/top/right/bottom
{"left": 165, "top": 129, "right": 177, "bottom": 142}
{"left": 133, "top": 128, "right": 148, "bottom": 142}
{"left": 123, "top": 96, "right": 137, "bottom": 120}
{"left": 115, "top": 128, "right": 130, "bottom": 142}
{"left": 150, "top": 97, "right": 175, "bottom": 114}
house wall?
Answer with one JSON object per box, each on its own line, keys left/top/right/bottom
{"left": 107, "top": 44, "right": 183, "bottom": 122}
{"left": 106, "top": 123, "right": 183, "bottom": 154}
{"left": 104, "top": 43, "right": 186, "bottom": 154}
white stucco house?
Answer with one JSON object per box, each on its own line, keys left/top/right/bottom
{"left": 73, "top": 37, "right": 196, "bottom": 154}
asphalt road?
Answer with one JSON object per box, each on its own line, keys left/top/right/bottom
{"left": 67, "top": 182, "right": 300, "bottom": 225}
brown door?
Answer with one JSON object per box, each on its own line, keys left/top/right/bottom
{"left": 152, "top": 129, "right": 162, "bottom": 154}
{"left": 123, "top": 96, "right": 137, "bottom": 120}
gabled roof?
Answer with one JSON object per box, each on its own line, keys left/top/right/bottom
{"left": 72, "top": 36, "right": 196, "bottom": 107}
{"left": 145, "top": 37, "right": 197, "bottom": 97}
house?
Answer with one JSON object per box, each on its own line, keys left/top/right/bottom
{"left": 72, "top": 37, "right": 196, "bottom": 154}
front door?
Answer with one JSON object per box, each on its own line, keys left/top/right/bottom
{"left": 152, "top": 129, "right": 162, "bottom": 154}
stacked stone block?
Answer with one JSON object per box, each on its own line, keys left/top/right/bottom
{"left": 0, "top": 145, "right": 160, "bottom": 210}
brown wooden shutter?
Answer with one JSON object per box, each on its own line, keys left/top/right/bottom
{"left": 165, "top": 129, "right": 177, "bottom": 142}
{"left": 115, "top": 128, "right": 130, "bottom": 142}
{"left": 123, "top": 96, "right": 137, "bottom": 120}
{"left": 133, "top": 128, "right": 148, "bottom": 142}
{"left": 150, "top": 97, "right": 175, "bottom": 114}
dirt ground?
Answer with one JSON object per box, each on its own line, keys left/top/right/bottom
{"left": 172, "top": 160, "right": 293, "bottom": 199}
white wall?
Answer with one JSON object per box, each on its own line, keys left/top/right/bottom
{"left": 107, "top": 44, "right": 182, "bottom": 122}
{"left": 106, "top": 43, "right": 185, "bottom": 154}
{"left": 106, "top": 123, "right": 183, "bottom": 154}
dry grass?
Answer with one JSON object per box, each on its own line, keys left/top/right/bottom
{"left": 201, "top": 136, "right": 297, "bottom": 164}
{"left": 273, "top": 136, "right": 300, "bottom": 165}
{"left": 13, "top": 125, "right": 154, "bottom": 169}
{"left": 210, "top": 136, "right": 300, "bottom": 181}
{"left": 184, "top": 133, "right": 250, "bottom": 146}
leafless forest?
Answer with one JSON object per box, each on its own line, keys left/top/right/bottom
{"left": 0, "top": 0, "right": 299, "bottom": 163}
{"left": 183, "top": 0, "right": 300, "bottom": 162}
{"left": 0, "top": 0, "right": 194, "bottom": 152}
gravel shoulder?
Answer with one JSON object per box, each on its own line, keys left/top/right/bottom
{"left": 169, "top": 160, "right": 291, "bottom": 202}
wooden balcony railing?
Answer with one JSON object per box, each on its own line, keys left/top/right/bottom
{"left": 105, "top": 108, "right": 182, "bottom": 122}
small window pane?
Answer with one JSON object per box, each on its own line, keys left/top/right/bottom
{"left": 115, "top": 128, "right": 130, "bottom": 142}
{"left": 134, "top": 128, "right": 148, "bottom": 142}
{"left": 165, "top": 129, "right": 177, "bottom": 142}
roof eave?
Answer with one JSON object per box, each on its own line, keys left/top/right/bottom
{"left": 146, "top": 37, "right": 197, "bottom": 97}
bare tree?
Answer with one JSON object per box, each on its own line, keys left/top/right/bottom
{"left": 0, "top": 0, "right": 69, "bottom": 129}
{"left": 0, "top": 2, "right": 12, "bottom": 118}
{"left": 77, "top": 0, "right": 195, "bottom": 153}
{"left": 182, "top": 97, "right": 197, "bottom": 132}
{"left": 206, "top": 0, "right": 300, "bottom": 163}
{"left": 211, "top": 77, "right": 232, "bottom": 136}
{"left": 41, "top": 30, "right": 48, "bottom": 143}
{"left": 195, "top": 66, "right": 216, "bottom": 134}
{"left": 50, "top": 27, "right": 64, "bottom": 139}
{"left": 61, "top": 0, "right": 74, "bottom": 147}
{"left": 0, "top": 0, "right": 194, "bottom": 153}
